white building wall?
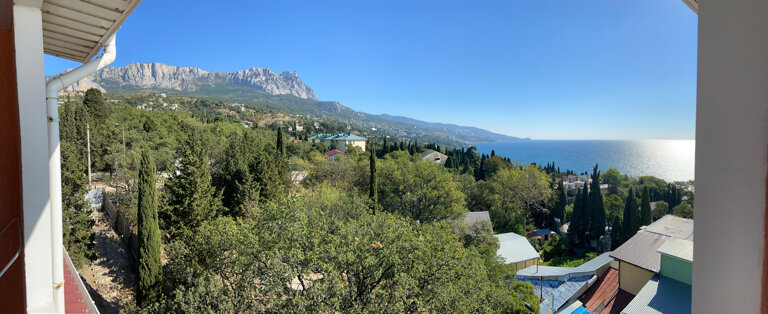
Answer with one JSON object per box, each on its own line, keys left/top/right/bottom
{"left": 693, "top": 1, "right": 768, "bottom": 312}
{"left": 13, "top": 2, "right": 56, "bottom": 312}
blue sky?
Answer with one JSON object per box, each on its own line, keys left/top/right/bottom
{"left": 45, "top": 0, "right": 698, "bottom": 140}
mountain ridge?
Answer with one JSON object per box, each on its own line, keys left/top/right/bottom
{"left": 66, "top": 62, "right": 524, "bottom": 144}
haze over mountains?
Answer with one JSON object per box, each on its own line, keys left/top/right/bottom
{"left": 66, "top": 62, "right": 526, "bottom": 144}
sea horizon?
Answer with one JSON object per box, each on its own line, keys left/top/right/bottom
{"left": 472, "top": 139, "right": 695, "bottom": 182}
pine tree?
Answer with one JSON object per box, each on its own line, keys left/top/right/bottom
{"left": 621, "top": 188, "right": 640, "bottom": 242}
{"left": 640, "top": 186, "right": 653, "bottom": 226}
{"left": 215, "top": 132, "right": 260, "bottom": 217}
{"left": 163, "top": 130, "right": 222, "bottom": 239}
{"left": 587, "top": 165, "right": 606, "bottom": 243}
{"left": 369, "top": 148, "right": 377, "bottom": 214}
{"left": 553, "top": 181, "right": 567, "bottom": 224}
{"left": 276, "top": 127, "right": 285, "bottom": 157}
{"left": 610, "top": 216, "right": 623, "bottom": 250}
{"left": 137, "top": 150, "right": 162, "bottom": 307}
{"left": 60, "top": 101, "right": 94, "bottom": 267}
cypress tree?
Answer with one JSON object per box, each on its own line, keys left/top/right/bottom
{"left": 610, "top": 216, "right": 622, "bottom": 250}
{"left": 621, "top": 188, "right": 639, "bottom": 242}
{"left": 383, "top": 137, "right": 389, "bottom": 155}
{"left": 587, "top": 165, "right": 606, "bottom": 243}
{"left": 369, "top": 148, "right": 377, "bottom": 214}
{"left": 640, "top": 186, "right": 653, "bottom": 226}
{"left": 570, "top": 188, "right": 586, "bottom": 246}
{"left": 276, "top": 126, "right": 285, "bottom": 156}
{"left": 82, "top": 88, "right": 107, "bottom": 126}
{"left": 137, "top": 150, "right": 162, "bottom": 307}
{"left": 553, "top": 181, "right": 567, "bottom": 224}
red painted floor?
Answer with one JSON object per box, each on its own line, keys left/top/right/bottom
{"left": 63, "top": 259, "right": 91, "bottom": 313}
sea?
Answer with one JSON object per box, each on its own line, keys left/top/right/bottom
{"left": 471, "top": 140, "right": 695, "bottom": 182}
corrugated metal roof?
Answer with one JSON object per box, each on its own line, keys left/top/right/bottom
{"left": 610, "top": 231, "right": 670, "bottom": 272}
{"left": 495, "top": 232, "right": 539, "bottom": 264}
{"left": 516, "top": 252, "right": 613, "bottom": 281}
{"left": 657, "top": 238, "right": 693, "bottom": 262}
{"left": 519, "top": 275, "right": 596, "bottom": 314}
{"left": 621, "top": 276, "right": 691, "bottom": 314}
{"left": 42, "top": 0, "right": 142, "bottom": 63}
{"left": 463, "top": 211, "right": 490, "bottom": 226}
{"left": 644, "top": 215, "right": 694, "bottom": 241}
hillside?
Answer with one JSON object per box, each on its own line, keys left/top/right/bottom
{"left": 65, "top": 63, "right": 526, "bottom": 145}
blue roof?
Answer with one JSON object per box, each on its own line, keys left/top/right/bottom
{"left": 519, "top": 275, "right": 596, "bottom": 314}
{"left": 571, "top": 305, "right": 591, "bottom": 314}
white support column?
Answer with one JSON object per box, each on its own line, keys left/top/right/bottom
{"left": 12, "top": 1, "right": 56, "bottom": 312}
{"left": 693, "top": 0, "right": 768, "bottom": 313}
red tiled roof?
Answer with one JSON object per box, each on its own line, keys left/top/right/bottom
{"left": 580, "top": 268, "right": 619, "bottom": 313}
{"left": 63, "top": 259, "right": 92, "bottom": 313}
{"left": 324, "top": 149, "right": 345, "bottom": 157}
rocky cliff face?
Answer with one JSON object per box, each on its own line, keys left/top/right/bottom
{"left": 66, "top": 63, "right": 318, "bottom": 100}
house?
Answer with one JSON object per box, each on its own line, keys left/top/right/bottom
{"left": 525, "top": 228, "right": 555, "bottom": 243}
{"left": 495, "top": 232, "right": 540, "bottom": 270}
{"left": 420, "top": 149, "right": 447, "bottom": 165}
{"left": 621, "top": 238, "right": 693, "bottom": 313}
{"left": 3, "top": 0, "right": 142, "bottom": 311}
{"left": 309, "top": 133, "right": 367, "bottom": 152}
{"left": 610, "top": 215, "right": 693, "bottom": 296}
{"left": 324, "top": 149, "right": 345, "bottom": 160}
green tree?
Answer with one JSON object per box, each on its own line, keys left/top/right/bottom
{"left": 653, "top": 200, "right": 669, "bottom": 220}
{"left": 621, "top": 188, "right": 640, "bottom": 242}
{"left": 569, "top": 185, "right": 588, "bottom": 246}
{"left": 369, "top": 148, "right": 377, "bottom": 213}
{"left": 672, "top": 202, "right": 694, "bottom": 219}
{"left": 213, "top": 131, "right": 261, "bottom": 217}
{"left": 137, "top": 150, "right": 162, "bottom": 307}
{"left": 162, "top": 130, "right": 223, "bottom": 239}
{"left": 83, "top": 88, "right": 107, "bottom": 126}
{"left": 160, "top": 187, "right": 538, "bottom": 313}
{"left": 276, "top": 126, "right": 285, "bottom": 157}
{"left": 484, "top": 165, "right": 552, "bottom": 233}
{"left": 610, "top": 216, "right": 622, "bottom": 250}
{"left": 603, "top": 194, "right": 624, "bottom": 223}
{"left": 553, "top": 180, "right": 567, "bottom": 224}
{"left": 59, "top": 101, "right": 94, "bottom": 268}
{"left": 587, "top": 165, "right": 606, "bottom": 243}
{"left": 640, "top": 186, "right": 653, "bottom": 226}
{"left": 601, "top": 167, "right": 621, "bottom": 194}
{"left": 378, "top": 152, "right": 467, "bottom": 222}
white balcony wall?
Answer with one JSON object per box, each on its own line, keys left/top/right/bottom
{"left": 693, "top": 0, "right": 768, "bottom": 312}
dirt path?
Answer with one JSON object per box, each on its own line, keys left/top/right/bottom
{"left": 80, "top": 210, "right": 137, "bottom": 313}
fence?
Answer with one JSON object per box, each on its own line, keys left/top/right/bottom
{"left": 102, "top": 196, "right": 139, "bottom": 260}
